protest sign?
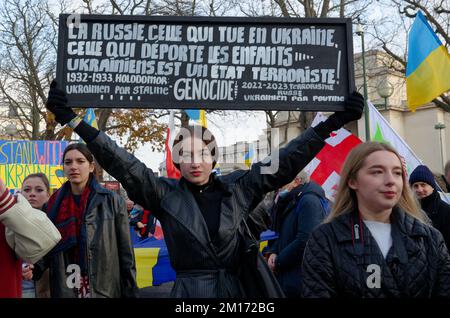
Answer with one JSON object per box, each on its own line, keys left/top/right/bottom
{"left": 0, "top": 140, "right": 68, "bottom": 190}
{"left": 57, "top": 14, "right": 354, "bottom": 111}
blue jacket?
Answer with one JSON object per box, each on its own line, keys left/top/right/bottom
{"left": 269, "top": 181, "right": 327, "bottom": 297}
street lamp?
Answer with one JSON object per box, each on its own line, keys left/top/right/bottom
{"left": 4, "top": 123, "right": 17, "bottom": 140}
{"left": 377, "top": 80, "right": 394, "bottom": 110}
{"left": 435, "top": 122, "right": 446, "bottom": 171}
{"left": 356, "top": 21, "right": 370, "bottom": 141}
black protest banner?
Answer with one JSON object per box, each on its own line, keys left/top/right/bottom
{"left": 56, "top": 14, "right": 354, "bottom": 111}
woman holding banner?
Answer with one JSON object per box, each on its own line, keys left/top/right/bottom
{"left": 45, "top": 80, "right": 364, "bottom": 298}
{"left": 301, "top": 142, "right": 450, "bottom": 297}
{"left": 32, "top": 143, "right": 138, "bottom": 298}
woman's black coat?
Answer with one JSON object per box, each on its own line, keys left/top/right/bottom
{"left": 87, "top": 128, "right": 325, "bottom": 298}
{"left": 301, "top": 207, "right": 450, "bottom": 298}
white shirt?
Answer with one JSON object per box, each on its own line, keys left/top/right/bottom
{"left": 363, "top": 220, "right": 392, "bottom": 259}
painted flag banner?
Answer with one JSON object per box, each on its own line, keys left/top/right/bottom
{"left": 304, "top": 113, "right": 362, "bottom": 201}
{"left": 0, "top": 140, "right": 68, "bottom": 190}
{"left": 406, "top": 11, "right": 450, "bottom": 110}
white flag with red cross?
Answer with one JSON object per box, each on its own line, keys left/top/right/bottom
{"left": 304, "top": 113, "right": 362, "bottom": 201}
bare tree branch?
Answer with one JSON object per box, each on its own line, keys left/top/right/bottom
{"left": 109, "top": 0, "right": 125, "bottom": 14}
{"left": 274, "top": 0, "right": 290, "bottom": 17}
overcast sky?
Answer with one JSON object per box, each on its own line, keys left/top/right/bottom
{"left": 126, "top": 110, "right": 268, "bottom": 171}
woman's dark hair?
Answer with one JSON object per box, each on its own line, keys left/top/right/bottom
{"left": 22, "top": 173, "right": 50, "bottom": 193}
{"left": 62, "top": 143, "right": 96, "bottom": 177}
{"left": 63, "top": 143, "right": 94, "bottom": 163}
{"left": 172, "top": 125, "right": 218, "bottom": 169}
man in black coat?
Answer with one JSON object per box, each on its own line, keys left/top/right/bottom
{"left": 410, "top": 165, "right": 450, "bottom": 250}
{"left": 267, "top": 171, "right": 328, "bottom": 297}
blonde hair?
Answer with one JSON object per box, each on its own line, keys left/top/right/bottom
{"left": 326, "top": 142, "right": 424, "bottom": 223}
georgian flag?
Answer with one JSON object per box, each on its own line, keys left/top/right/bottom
{"left": 304, "top": 113, "right": 362, "bottom": 201}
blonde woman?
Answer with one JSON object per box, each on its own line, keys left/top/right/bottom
{"left": 301, "top": 142, "right": 450, "bottom": 298}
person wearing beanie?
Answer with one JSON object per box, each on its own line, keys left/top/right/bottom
{"left": 410, "top": 165, "right": 450, "bottom": 249}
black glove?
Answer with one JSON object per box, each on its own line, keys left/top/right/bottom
{"left": 328, "top": 91, "right": 365, "bottom": 129}
{"left": 313, "top": 91, "right": 365, "bottom": 140}
{"left": 46, "top": 80, "right": 76, "bottom": 125}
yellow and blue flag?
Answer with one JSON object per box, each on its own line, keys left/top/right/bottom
{"left": 132, "top": 228, "right": 277, "bottom": 287}
{"left": 79, "top": 108, "right": 98, "bottom": 143}
{"left": 83, "top": 108, "right": 98, "bottom": 128}
{"left": 185, "top": 109, "right": 207, "bottom": 127}
{"left": 133, "top": 236, "right": 176, "bottom": 288}
{"left": 244, "top": 144, "right": 255, "bottom": 168}
{"left": 406, "top": 11, "right": 450, "bottom": 111}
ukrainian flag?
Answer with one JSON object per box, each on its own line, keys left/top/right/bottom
{"left": 133, "top": 237, "right": 176, "bottom": 287}
{"left": 185, "top": 109, "right": 207, "bottom": 127}
{"left": 406, "top": 11, "right": 450, "bottom": 111}
{"left": 78, "top": 108, "right": 98, "bottom": 143}
{"left": 244, "top": 144, "right": 254, "bottom": 168}
{"left": 83, "top": 108, "right": 98, "bottom": 128}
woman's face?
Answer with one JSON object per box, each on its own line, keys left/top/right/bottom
{"left": 21, "top": 177, "right": 50, "bottom": 209}
{"left": 63, "top": 149, "right": 94, "bottom": 186}
{"left": 178, "top": 136, "right": 213, "bottom": 186}
{"left": 348, "top": 150, "right": 403, "bottom": 215}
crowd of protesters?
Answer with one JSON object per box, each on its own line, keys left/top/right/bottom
{"left": 2, "top": 79, "right": 450, "bottom": 298}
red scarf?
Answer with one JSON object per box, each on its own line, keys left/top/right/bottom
{"left": 47, "top": 179, "right": 92, "bottom": 273}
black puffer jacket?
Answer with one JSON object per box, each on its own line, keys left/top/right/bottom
{"left": 301, "top": 207, "right": 450, "bottom": 298}
{"left": 86, "top": 128, "right": 325, "bottom": 298}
